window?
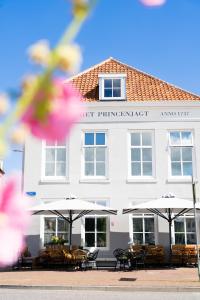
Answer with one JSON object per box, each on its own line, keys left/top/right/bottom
{"left": 169, "top": 131, "right": 193, "bottom": 177}
{"left": 174, "top": 216, "right": 196, "bottom": 245}
{"left": 98, "top": 74, "right": 126, "bottom": 100}
{"left": 83, "top": 132, "right": 107, "bottom": 177}
{"left": 132, "top": 214, "right": 155, "bottom": 245}
{"left": 44, "top": 217, "right": 69, "bottom": 246}
{"left": 83, "top": 200, "right": 108, "bottom": 248}
{"left": 130, "top": 132, "right": 153, "bottom": 177}
{"left": 43, "top": 141, "right": 67, "bottom": 178}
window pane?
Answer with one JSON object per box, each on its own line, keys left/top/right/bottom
{"left": 186, "top": 218, "right": 195, "bottom": 233}
{"left": 174, "top": 219, "right": 184, "bottom": 232}
{"left": 182, "top": 147, "right": 192, "bottom": 161}
{"left": 46, "top": 149, "right": 55, "bottom": 161}
{"left": 85, "top": 233, "right": 95, "bottom": 247}
{"left": 142, "top": 133, "right": 152, "bottom": 146}
{"left": 142, "top": 148, "right": 152, "bottom": 161}
{"left": 187, "top": 234, "right": 196, "bottom": 244}
{"left": 97, "top": 200, "right": 107, "bottom": 207}
{"left": 171, "top": 148, "right": 181, "bottom": 161}
{"left": 96, "top": 148, "right": 105, "bottom": 161}
{"left": 85, "top": 163, "right": 94, "bottom": 176}
{"left": 181, "top": 132, "right": 192, "bottom": 145}
{"left": 171, "top": 162, "right": 181, "bottom": 176}
{"left": 113, "top": 79, "right": 121, "bottom": 88}
{"left": 145, "top": 218, "right": 154, "bottom": 232}
{"left": 133, "top": 233, "right": 143, "bottom": 245}
{"left": 44, "top": 233, "right": 54, "bottom": 245}
{"left": 143, "top": 162, "right": 152, "bottom": 176}
{"left": 97, "top": 233, "right": 106, "bottom": 247}
{"left": 85, "top": 133, "right": 94, "bottom": 145}
{"left": 170, "top": 132, "right": 181, "bottom": 145}
{"left": 133, "top": 218, "right": 143, "bottom": 232}
{"left": 97, "top": 218, "right": 106, "bottom": 231}
{"left": 45, "top": 163, "right": 55, "bottom": 176}
{"left": 96, "top": 162, "right": 105, "bottom": 176}
{"left": 85, "top": 218, "right": 95, "bottom": 231}
{"left": 175, "top": 234, "right": 185, "bottom": 244}
{"left": 96, "top": 133, "right": 105, "bottom": 145}
{"left": 104, "top": 79, "right": 112, "bottom": 88}
{"left": 45, "top": 218, "right": 56, "bottom": 232}
{"left": 145, "top": 233, "right": 155, "bottom": 245}
{"left": 183, "top": 163, "right": 192, "bottom": 176}
{"left": 113, "top": 88, "right": 121, "bottom": 97}
{"left": 85, "top": 148, "right": 94, "bottom": 161}
{"left": 104, "top": 89, "right": 112, "bottom": 97}
{"left": 132, "top": 162, "right": 141, "bottom": 176}
{"left": 56, "top": 162, "right": 66, "bottom": 176}
{"left": 131, "top": 133, "right": 140, "bottom": 146}
{"left": 131, "top": 149, "right": 141, "bottom": 161}
{"left": 56, "top": 149, "right": 66, "bottom": 161}
{"left": 58, "top": 219, "right": 68, "bottom": 232}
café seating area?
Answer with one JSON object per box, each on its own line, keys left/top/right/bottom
{"left": 171, "top": 245, "right": 200, "bottom": 266}
{"left": 15, "top": 245, "right": 98, "bottom": 270}
{"left": 14, "top": 244, "right": 200, "bottom": 271}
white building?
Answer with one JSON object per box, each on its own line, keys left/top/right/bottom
{"left": 24, "top": 58, "right": 200, "bottom": 257}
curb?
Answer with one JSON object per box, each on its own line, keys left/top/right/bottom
{"left": 0, "top": 285, "right": 200, "bottom": 292}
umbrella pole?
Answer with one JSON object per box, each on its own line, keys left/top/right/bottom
{"left": 168, "top": 209, "right": 172, "bottom": 265}
{"left": 69, "top": 211, "right": 72, "bottom": 250}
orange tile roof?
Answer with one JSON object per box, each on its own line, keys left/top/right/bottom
{"left": 69, "top": 57, "right": 200, "bottom": 101}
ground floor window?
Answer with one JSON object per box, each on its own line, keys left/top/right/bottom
{"left": 84, "top": 216, "right": 107, "bottom": 248}
{"left": 132, "top": 214, "right": 155, "bottom": 245}
{"left": 83, "top": 200, "right": 108, "bottom": 248}
{"left": 44, "top": 217, "right": 69, "bottom": 246}
{"left": 174, "top": 216, "right": 196, "bottom": 245}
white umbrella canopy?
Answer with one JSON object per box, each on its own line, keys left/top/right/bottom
{"left": 123, "top": 195, "right": 199, "bottom": 215}
{"left": 30, "top": 198, "right": 117, "bottom": 216}
{"left": 123, "top": 194, "right": 200, "bottom": 259}
{"left": 29, "top": 196, "right": 117, "bottom": 248}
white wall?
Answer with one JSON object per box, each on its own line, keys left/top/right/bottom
{"left": 24, "top": 101, "right": 200, "bottom": 250}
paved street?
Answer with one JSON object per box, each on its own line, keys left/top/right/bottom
{"left": 0, "top": 289, "right": 200, "bottom": 300}
{"left": 0, "top": 268, "right": 199, "bottom": 288}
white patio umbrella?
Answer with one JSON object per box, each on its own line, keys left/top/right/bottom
{"left": 29, "top": 196, "right": 117, "bottom": 249}
{"left": 123, "top": 194, "right": 200, "bottom": 257}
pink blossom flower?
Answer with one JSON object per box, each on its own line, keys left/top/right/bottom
{"left": 21, "top": 78, "right": 84, "bottom": 142}
{"left": 139, "top": 0, "right": 166, "bottom": 6}
{"left": 0, "top": 177, "right": 29, "bottom": 267}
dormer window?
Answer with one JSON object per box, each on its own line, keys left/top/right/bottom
{"left": 98, "top": 73, "right": 126, "bottom": 100}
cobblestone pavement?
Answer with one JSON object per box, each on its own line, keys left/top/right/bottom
{"left": 0, "top": 268, "right": 200, "bottom": 289}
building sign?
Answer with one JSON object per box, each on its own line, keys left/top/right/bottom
{"left": 80, "top": 107, "right": 200, "bottom": 123}
{"left": 26, "top": 192, "right": 36, "bottom": 197}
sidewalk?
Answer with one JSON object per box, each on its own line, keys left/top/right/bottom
{"left": 0, "top": 267, "right": 200, "bottom": 291}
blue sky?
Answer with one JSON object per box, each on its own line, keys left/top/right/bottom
{"left": 1, "top": 0, "right": 200, "bottom": 173}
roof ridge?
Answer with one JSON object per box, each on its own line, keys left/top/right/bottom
{"left": 109, "top": 58, "right": 200, "bottom": 99}
{"left": 65, "top": 57, "right": 114, "bottom": 82}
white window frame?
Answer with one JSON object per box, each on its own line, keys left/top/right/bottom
{"left": 128, "top": 130, "right": 155, "bottom": 179}
{"left": 98, "top": 73, "right": 126, "bottom": 100}
{"left": 81, "top": 131, "right": 108, "bottom": 180}
{"left": 41, "top": 215, "right": 69, "bottom": 247}
{"left": 81, "top": 200, "right": 110, "bottom": 251}
{"left": 172, "top": 215, "right": 196, "bottom": 245}
{"left": 168, "top": 130, "right": 194, "bottom": 179}
{"left": 41, "top": 140, "right": 68, "bottom": 181}
{"left": 131, "top": 213, "right": 156, "bottom": 245}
